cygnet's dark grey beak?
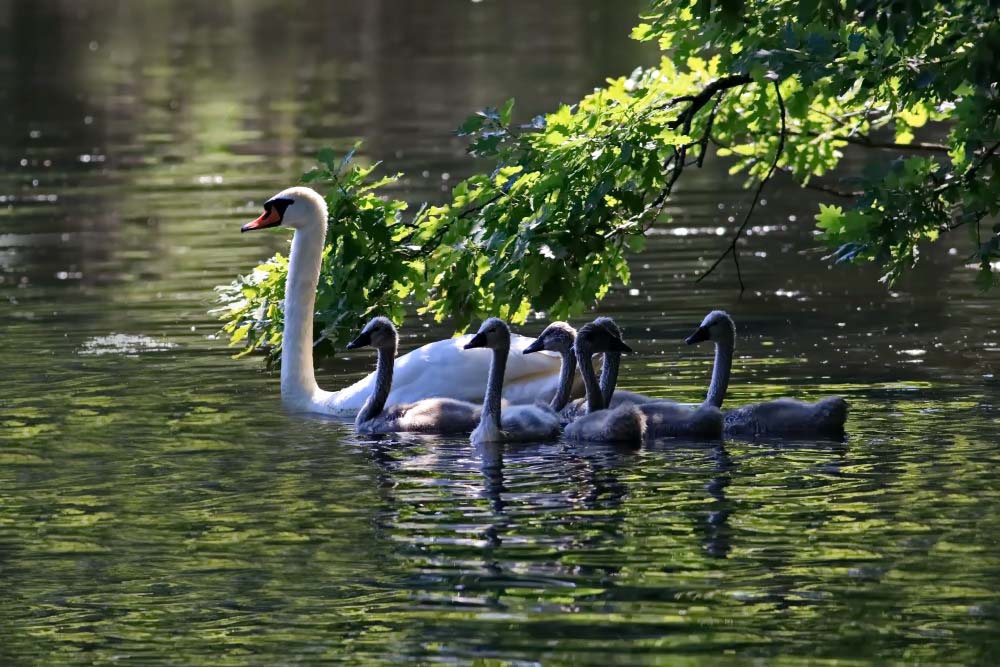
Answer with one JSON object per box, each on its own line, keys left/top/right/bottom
{"left": 464, "top": 332, "right": 488, "bottom": 350}
{"left": 607, "top": 337, "right": 634, "bottom": 354}
{"left": 523, "top": 337, "right": 545, "bottom": 354}
{"left": 346, "top": 330, "right": 372, "bottom": 350}
{"left": 685, "top": 326, "right": 710, "bottom": 345}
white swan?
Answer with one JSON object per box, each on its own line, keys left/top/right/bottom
{"left": 561, "top": 322, "right": 647, "bottom": 446}
{"left": 347, "top": 317, "right": 480, "bottom": 434}
{"left": 464, "top": 318, "right": 561, "bottom": 445}
{"left": 240, "top": 186, "right": 573, "bottom": 417}
{"left": 685, "top": 311, "right": 849, "bottom": 438}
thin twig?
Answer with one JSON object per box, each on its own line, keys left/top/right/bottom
{"left": 458, "top": 192, "right": 504, "bottom": 219}
{"left": 707, "top": 134, "right": 863, "bottom": 199}
{"left": 697, "top": 79, "right": 787, "bottom": 294}
{"left": 697, "top": 94, "right": 725, "bottom": 168}
{"left": 788, "top": 129, "right": 949, "bottom": 153}
{"left": 934, "top": 139, "right": 1000, "bottom": 194}
{"left": 797, "top": 177, "right": 862, "bottom": 199}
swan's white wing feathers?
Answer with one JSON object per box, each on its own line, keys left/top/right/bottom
{"left": 322, "top": 334, "right": 566, "bottom": 417}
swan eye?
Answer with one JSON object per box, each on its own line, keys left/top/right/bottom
{"left": 264, "top": 197, "right": 295, "bottom": 220}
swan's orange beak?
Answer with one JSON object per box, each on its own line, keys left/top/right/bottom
{"left": 241, "top": 208, "right": 282, "bottom": 233}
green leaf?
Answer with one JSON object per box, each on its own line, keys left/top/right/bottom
{"left": 500, "top": 98, "right": 515, "bottom": 126}
{"left": 815, "top": 204, "right": 845, "bottom": 233}
{"left": 457, "top": 114, "right": 485, "bottom": 136}
{"left": 316, "top": 148, "right": 337, "bottom": 170}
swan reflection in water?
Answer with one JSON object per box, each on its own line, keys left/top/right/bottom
{"left": 355, "top": 433, "right": 746, "bottom": 594}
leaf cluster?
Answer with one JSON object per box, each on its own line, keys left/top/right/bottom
{"left": 635, "top": 0, "right": 1000, "bottom": 285}
{"left": 215, "top": 149, "right": 419, "bottom": 362}
{"left": 216, "top": 0, "right": 1000, "bottom": 361}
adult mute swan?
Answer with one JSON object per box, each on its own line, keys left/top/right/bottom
{"left": 240, "top": 186, "right": 573, "bottom": 417}
{"left": 685, "top": 311, "right": 849, "bottom": 438}
{"left": 346, "top": 317, "right": 479, "bottom": 434}
{"left": 464, "top": 318, "right": 561, "bottom": 445}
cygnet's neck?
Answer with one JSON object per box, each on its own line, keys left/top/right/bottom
{"left": 575, "top": 344, "right": 605, "bottom": 413}
{"left": 599, "top": 351, "right": 621, "bottom": 407}
{"left": 357, "top": 343, "right": 396, "bottom": 425}
{"left": 550, "top": 349, "right": 577, "bottom": 412}
{"left": 482, "top": 344, "right": 510, "bottom": 430}
{"left": 705, "top": 330, "right": 734, "bottom": 408}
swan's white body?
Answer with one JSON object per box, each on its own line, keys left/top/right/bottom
{"left": 244, "top": 187, "right": 573, "bottom": 418}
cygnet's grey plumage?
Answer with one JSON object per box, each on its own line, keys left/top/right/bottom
{"left": 722, "top": 396, "right": 849, "bottom": 438}
{"left": 466, "top": 318, "right": 561, "bottom": 445}
{"left": 685, "top": 310, "right": 848, "bottom": 438}
{"left": 590, "top": 316, "right": 658, "bottom": 408}
{"left": 565, "top": 403, "right": 647, "bottom": 444}
{"left": 571, "top": 320, "right": 721, "bottom": 440}
{"left": 636, "top": 400, "right": 724, "bottom": 439}
{"left": 350, "top": 317, "right": 480, "bottom": 434}
{"left": 557, "top": 322, "right": 647, "bottom": 445}
{"left": 542, "top": 318, "right": 655, "bottom": 424}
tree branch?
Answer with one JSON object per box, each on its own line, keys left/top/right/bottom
{"left": 964, "top": 139, "right": 1000, "bottom": 183}
{"left": 697, "top": 94, "right": 725, "bottom": 168}
{"left": 667, "top": 74, "right": 752, "bottom": 130}
{"left": 934, "top": 139, "right": 1000, "bottom": 195}
{"left": 697, "top": 80, "right": 787, "bottom": 293}
{"left": 788, "top": 129, "right": 949, "bottom": 153}
{"left": 631, "top": 76, "right": 754, "bottom": 232}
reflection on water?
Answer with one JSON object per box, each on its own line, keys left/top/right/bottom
{"left": 1, "top": 1, "right": 999, "bottom": 665}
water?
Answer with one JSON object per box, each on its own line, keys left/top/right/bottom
{"left": 2, "top": 2, "right": 999, "bottom": 664}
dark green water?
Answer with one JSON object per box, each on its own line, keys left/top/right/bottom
{"left": 1, "top": 2, "right": 999, "bottom": 665}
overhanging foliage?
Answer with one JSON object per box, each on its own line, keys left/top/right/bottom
{"left": 217, "top": 0, "right": 1000, "bottom": 362}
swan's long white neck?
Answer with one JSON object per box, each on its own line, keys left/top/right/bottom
{"left": 357, "top": 344, "right": 396, "bottom": 425}
{"left": 280, "top": 220, "right": 326, "bottom": 408}
{"left": 575, "top": 344, "right": 605, "bottom": 413}
{"left": 482, "top": 345, "right": 509, "bottom": 431}
{"left": 706, "top": 331, "right": 734, "bottom": 408}
{"left": 550, "top": 350, "right": 577, "bottom": 412}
